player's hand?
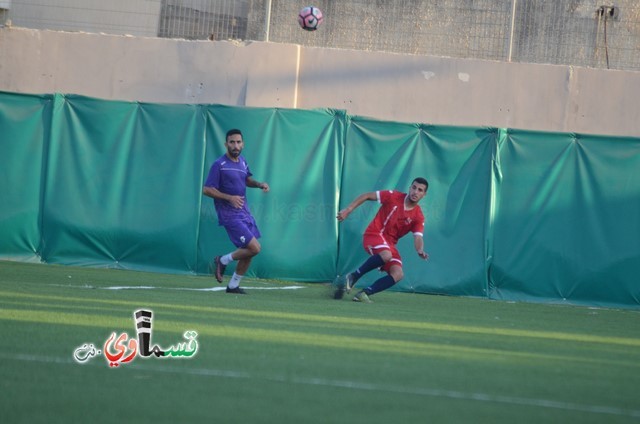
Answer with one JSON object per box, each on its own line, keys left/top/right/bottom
{"left": 417, "top": 250, "right": 429, "bottom": 260}
{"left": 260, "top": 182, "right": 270, "bottom": 193}
{"left": 336, "top": 208, "right": 350, "bottom": 222}
{"left": 228, "top": 195, "right": 245, "bottom": 208}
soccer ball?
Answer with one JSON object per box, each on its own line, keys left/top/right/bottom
{"left": 298, "top": 6, "right": 323, "bottom": 31}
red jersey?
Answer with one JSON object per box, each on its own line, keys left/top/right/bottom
{"left": 364, "top": 190, "right": 425, "bottom": 245}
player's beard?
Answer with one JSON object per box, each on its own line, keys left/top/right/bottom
{"left": 407, "top": 193, "right": 423, "bottom": 206}
{"left": 229, "top": 149, "right": 241, "bottom": 158}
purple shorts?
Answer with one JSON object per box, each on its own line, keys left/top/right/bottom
{"left": 223, "top": 217, "right": 261, "bottom": 248}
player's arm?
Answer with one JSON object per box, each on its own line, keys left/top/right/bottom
{"left": 337, "top": 192, "right": 377, "bottom": 221}
{"left": 414, "top": 234, "right": 429, "bottom": 260}
{"left": 202, "top": 163, "right": 246, "bottom": 207}
{"left": 246, "top": 176, "right": 270, "bottom": 192}
{"left": 203, "top": 186, "right": 244, "bottom": 209}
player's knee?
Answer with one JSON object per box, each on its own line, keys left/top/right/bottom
{"left": 247, "top": 240, "right": 261, "bottom": 256}
{"left": 390, "top": 268, "right": 404, "bottom": 282}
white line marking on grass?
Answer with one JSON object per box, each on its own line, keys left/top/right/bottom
{"left": 5, "top": 353, "right": 75, "bottom": 365}
{"left": 281, "top": 376, "right": 640, "bottom": 418}
{"left": 48, "top": 284, "right": 305, "bottom": 291}
{"left": 102, "top": 285, "right": 305, "bottom": 291}
{"left": 3, "top": 353, "right": 640, "bottom": 419}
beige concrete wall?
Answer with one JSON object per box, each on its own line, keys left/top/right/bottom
{"left": 1, "top": 27, "right": 639, "bottom": 137}
{"left": 0, "top": 28, "right": 299, "bottom": 107}
{"left": 297, "top": 47, "right": 640, "bottom": 137}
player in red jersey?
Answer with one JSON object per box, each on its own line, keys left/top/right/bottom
{"left": 335, "top": 177, "right": 429, "bottom": 303}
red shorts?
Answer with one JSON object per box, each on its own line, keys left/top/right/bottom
{"left": 362, "top": 233, "right": 402, "bottom": 273}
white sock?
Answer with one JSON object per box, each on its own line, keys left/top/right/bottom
{"left": 227, "top": 272, "right": 243, "bottom": 289}
{"left": 220, "top": 253, "right": 234, "bottom": 265}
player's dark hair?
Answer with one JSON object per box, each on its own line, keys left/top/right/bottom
{"left": 412, "top": 177, "right": 429, "bottom": 190}
{"left": 226, "top": 129, "right": 243, "bottom": 140}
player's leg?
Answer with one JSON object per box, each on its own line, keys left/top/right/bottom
{"left": 334, "top": 249, "right": 388, "bottom": 298}
{"left": 346, "top": 234, "right": 393, "bottom": 291}
{"left": 234, "top": 237, "right": 261, "bottom": 275}
{"left": 214, "top": 219, "right": 261, "bottom": 293}
{"left": 224, "top": 237, "right": 260, "bottom": 293}
{"left": 334, "top": 235, "right": 388, "bottom": 298}
{"left": 349, "top": 250, "right": 390, "bottom": 281}
{"left": 369, "top": 265, "right": 403, "bottom": 293}
{"left": 353, "top": 248, "right": 402, "bottom": 303}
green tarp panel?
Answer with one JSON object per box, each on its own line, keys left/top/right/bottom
{"left": 337, "top": 118, "right": 495, "bottom": 297}
{"left": 199, "top": 105, "right": 346, "bottom": 281}
{"left": 489, "top": 129, "right": 640, "bottom": 308}
{"left": 41, "top": 95, "right": 205, "bottom": 272}
{"left": 1, "top": 91, "right": 639, "bottom": 308}
{"left": 0, "top": 92, "right": 51, "bottom": 261}
{"left": 0, "top": 93, "right": 344, "bottom": 279}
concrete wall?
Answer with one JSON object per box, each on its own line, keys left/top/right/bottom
{"left": 8, "top": 1, "right": 640, "bottom": 71}
{"left": 1, "top": 26, "right": 639, "bottom": 137}
{"left": 0, "top": 27, "right": 299, "bottom": 107}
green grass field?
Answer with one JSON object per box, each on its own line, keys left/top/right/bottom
{"left": 0, "top": 260, "right": 639, "bottom": 423}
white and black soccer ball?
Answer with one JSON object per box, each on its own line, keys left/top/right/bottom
{"left": 298, "top": 6, "right": 324, "bottom": 31}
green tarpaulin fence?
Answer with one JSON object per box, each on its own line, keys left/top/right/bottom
{"left": 1, "top": 92, "right": 638, "bottom": 308}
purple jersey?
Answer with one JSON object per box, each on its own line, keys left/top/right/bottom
{"left": 204, "top": 154, "right": 254, "bottom": 225}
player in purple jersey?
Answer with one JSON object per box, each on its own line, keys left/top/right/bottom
{"left": 203, "top": 129, "right": 270, "bottom": 294}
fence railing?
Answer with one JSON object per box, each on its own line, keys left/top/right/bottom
{"left": 4, "top": 0, "right": 640, "bottom": 71}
